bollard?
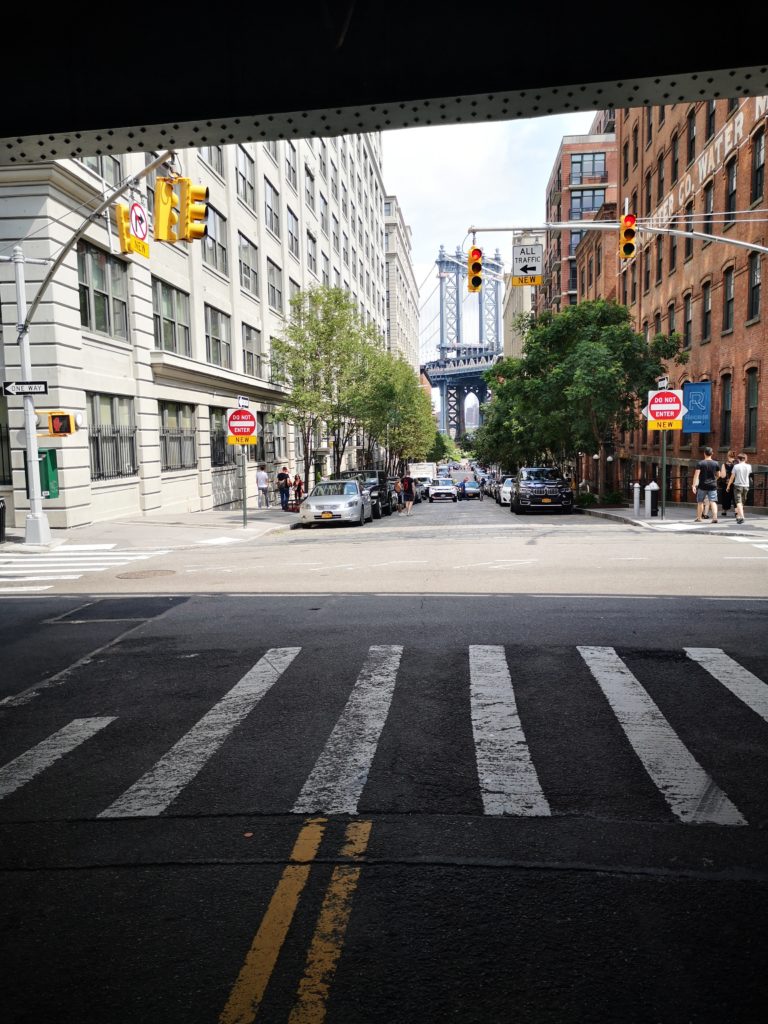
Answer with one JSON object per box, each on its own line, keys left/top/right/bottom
{"left": 644, "top": 481, "right": 660, "bottom": 518}
{"left": 633, "top": 482, "right": 641, "bottom": 518}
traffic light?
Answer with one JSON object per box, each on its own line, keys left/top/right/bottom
{"left": 179, "top": 178, "right": 209, "bottom": 241}
{"left": 154, "top": 177, "right": 180, "bottom": 243}
{"left": 467, "top": 246, "right": 483, "bottom": 292}
{"left": 619, "top": 214, "right": 637, "bottom": 260}
{"left": 115, "top": 203, "right": 133, "bottom": 254}
{"left": 48, "top": 411, "right": 75, "bottom": 436}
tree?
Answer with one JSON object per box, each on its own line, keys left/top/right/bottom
{"left": 358, "top": 352, "right": 435, "bottom": 473}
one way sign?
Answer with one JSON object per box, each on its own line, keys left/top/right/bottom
{"left": 3, "top": 380, "right": 48, "bottom": 396}
{"left": 512, "top": 244, "right": 543, "bottom": 286}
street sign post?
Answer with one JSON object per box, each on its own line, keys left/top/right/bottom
{"left": 641, "top": 389, "right": 689, "bottom": 521}
{"left": 511, "top": 244, "right": 543, "bottom": 286}
{"left": 3, "top": 380, "right": 48, "bottom": 396}
{"left": 226, "top": 408, "right": 258, "bottom": 529}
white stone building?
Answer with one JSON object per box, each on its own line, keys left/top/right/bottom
{"left": 383, "top": 196, "right": 420, "bottom": 372}
{"left": 0, "top": 134, "right": 387, "bottom": 528}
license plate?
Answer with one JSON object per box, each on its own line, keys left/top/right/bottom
{"left": 321, "top": 511, "right": 334, "bottom": 519}
{"left": 541, "top": 497, "right": 552, "bottom": 503}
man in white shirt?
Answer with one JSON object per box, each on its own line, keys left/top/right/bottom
{"left": 726, "top": 453, "right": 753, "bottom": 524}
{"left": 256, "top": 465, "right": 270, "bottom": 508}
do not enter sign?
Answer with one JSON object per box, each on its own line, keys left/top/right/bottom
{"left": 646, "top": 389, "right": 687, "bottom": 431}
{"left": 227, "top": 408, "right": 258, "bottom": 445}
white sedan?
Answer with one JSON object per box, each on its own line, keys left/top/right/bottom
{"left": 299, "top": 480, "right": 373, "bottom": 528}
{"left": 428, "top": 478, "right": 458, "bottom": 502}
{"left": 498, "top": 478, "right": 514, "bottom": 506}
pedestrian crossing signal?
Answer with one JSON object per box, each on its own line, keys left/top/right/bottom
{"left": 48, "top": 411, "right": 75, "bottom": 436}
{"left": 619, "top": 214, "right": 637, "bottom": 259}
{"left": 467, "top": 246, "right": 483, "bottom": 292}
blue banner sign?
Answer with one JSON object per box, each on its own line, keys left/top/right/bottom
{"left": 682, "top": 381, "right": 712, "bottom": 433}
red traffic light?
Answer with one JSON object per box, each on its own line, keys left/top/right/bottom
{"left": 622, "top": 214, "right": 636, "bottom": 227}
{"left": 469, "top": 246, "right": 482, "bottom": 262}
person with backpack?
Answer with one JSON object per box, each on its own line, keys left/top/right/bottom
{"left": 401, "top": 473, "right": 416, "bottom": 516}
{"left": 393, "top": 477, "right": 403, "bottom": 512}
{"left": 691, "top": 446, "right": 721, "bottom": 523}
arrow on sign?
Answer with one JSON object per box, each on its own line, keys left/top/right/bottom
{"left": 3, "top": 380, "right": 49, "bottom": 396}
{"left": 519, "top": 263, "right": 538, "bottom": 274}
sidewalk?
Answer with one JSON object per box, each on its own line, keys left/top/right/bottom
{"left": 580, "top": 501, "right": 768, "bottom": 537}
{"left": 0, "top": 504, "right": 297, "bottom": 551}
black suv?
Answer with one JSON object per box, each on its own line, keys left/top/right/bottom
{"left": 511, "top": 467, "right": 574, "bottom": 514}
{"left": 340, "top": 470, "right": 395, "bottom": 518}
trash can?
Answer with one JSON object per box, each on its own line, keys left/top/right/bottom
{"left": 0, "top": 497, "right": 5, "bottom": 544}
{"left": 644, "top": 481, "right": 660, "bottom": 517}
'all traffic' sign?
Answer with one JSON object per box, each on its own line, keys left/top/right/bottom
{"left": 644, "top": 389, "right": 688, "bottom": 431}
{"left": 226, "top": 408, "right": 258, "bottom": 445}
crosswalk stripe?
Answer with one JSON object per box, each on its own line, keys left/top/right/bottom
{"left": 99, "top": 648, "right": 301, "bottom": 818}
{"left": 578, "top": 646, "right": 746, "bottom": 826}
{"left": 0, "top": 718, "right": 116, "bottom": 801}
{"left": 685, "top": 647, "right": 768, "bottom": 724}
{"left": 469, "top": 645, "right": 550, "bottom": 816}
{"left": 293, "top": 645, "right": 403, "bottom": 815}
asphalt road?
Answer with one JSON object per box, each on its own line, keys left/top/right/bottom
{"left": 1, "top": 499, "right": 767, "bottom": 1023}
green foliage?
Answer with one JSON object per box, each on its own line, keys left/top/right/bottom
{"left": 427, "top": 432, "right": 460, "bottom": 463}
{"left": 603, "top": 490, "right": 626, "bottom": 506}
{"left": 576, "top": 492, "right": 598, "bottom": 508}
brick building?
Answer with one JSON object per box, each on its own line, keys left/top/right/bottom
{"left": 613, "top": 96, "right": 767, "bottom": 501}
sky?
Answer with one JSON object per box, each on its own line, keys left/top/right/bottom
{"left": 381, "top": 112, "right": 595, "bottom": 360}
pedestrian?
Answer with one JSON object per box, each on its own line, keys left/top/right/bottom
{"left": 256, "top": 464, "right": 270, "bottom": 508}
{"left": 293, "top": 473, "right": 304, "bottom": 503}
{"left": 401, "top": 472, "right": 416, "bottom": 516}
{"left": 277, "top": 466, "right": 291, "bottom": 511}
{"left": 726, "top": 453, "right": 753, "bottom": 524}
{"left": 393, "top": 477, "right": 403, "bottom": 512}
{"left": 718, "top": 450, "right": 737, "bottom": 517}
{"left": 691, "top": 446, "right": 721, "bottom": 523}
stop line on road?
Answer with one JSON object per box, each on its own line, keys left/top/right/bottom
{"left": 0, "top": 544, "right": 171, "bottom": 592}
{"left": 1, "top": 645, "right": 766, "bottom": 827}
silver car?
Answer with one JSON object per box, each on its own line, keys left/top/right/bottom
{"left": 299, "top": 479, "right": 373, "bottom": 528}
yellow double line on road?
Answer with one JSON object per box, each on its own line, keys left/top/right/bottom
{"left": 220, "top": 818, "right": 372, "bottom": 1024}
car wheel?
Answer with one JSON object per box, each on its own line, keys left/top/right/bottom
{"left": 372, "top": 499, "right": 382, "bottom": 519}
{"left": 429, "top": 497, "right": 434, "bottom": 503}
{"left": 354, "top": 508, "right": 365, "bottom": 526}
{"left": 452, "top": 496, "right": 457, "bottom": 502}
{"left": 512, "top": 498, "right": 520, "bottom": 515}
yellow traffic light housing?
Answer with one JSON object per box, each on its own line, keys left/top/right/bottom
{"left": 115, "top": 203, "right": 133, "bottom": 254}
{"left": 619, "top": 214, "right": 637, "bottom": 260}
{"left": 179, "top": 179, "right": 209, "bottom": 241}
{"left": 154, "top": 177, "right": 180, "bottom": 243}
{"left": 48, "top": 411, "right": 75, "bottom": 436}
{"left": 467, "top": 246, "right": 483, "bottom": 292}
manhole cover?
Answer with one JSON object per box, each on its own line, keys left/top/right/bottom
{"left": 116, "top": 569, "right": 176, "bottom": 579}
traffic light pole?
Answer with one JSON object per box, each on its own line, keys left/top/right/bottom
{"left": 13, "top": 246, "right": 50, "bottom": 545}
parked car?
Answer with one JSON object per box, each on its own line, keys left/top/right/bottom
{"left": 299, "top": 479, "right": 373, "bottom": 527}
{"left": 415, "top": 475, "right": 433, "bottom": 498}
{"left": 510, "top": 467, "right": 574, "bottom": 514}
{"left": 497, "top": 477, "right": 514, "bottom": 506}
{"left": 340, "top": 470, "right": 394, "bottom": 518}
{"left": 429, "top": 478, "right": 458, "bottom": 502}
{"left": 461, "top": 480, "right": 483, "bottom": 500}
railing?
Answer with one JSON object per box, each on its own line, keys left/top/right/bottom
{"left": 570, "top": 172, "right": 608, "bottom": 185}
{"left": 0, "top": 423, "right": 11, "bottom": 485}
{"left": 160, "top": 428, "right": 197, "bottom": 471}
{"left": 88, "top": 425, "right": 138, "bottom": 481}
{"left": 623, "top": 464, "right": 768, "bottom": 509}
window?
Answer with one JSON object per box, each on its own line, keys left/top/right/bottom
{"left": 722, "top": 267, "right": 734, "bottom": 331}
{"left": 77, "top": 241, "right": 128, "bottom": 340}
{"left": 671, "top": 133, "right": 679, "bottom": 183}
{"left": 273, "top": 419, "right": 287, "bottom": 460}
{"left": 264, "top": 178, "right": 280, "bottom": 238}
{"left": 243, "top": 324, "right": 265, "bottom": 377}
{"left": 748, "top": 253, "right": 761, "bottom": 320}
{"left": 701, "top": 281, "right": 711, "bottom": 340}
{"left": 669, "top": 232, "right": 677, "bottom": 273}
{"left": 200, "top": 146, "right": 224, "bottom": 176}
{"left": 644, "top": 171, "right": 652, "bottom": 215}
{"left": 332, "top": 214, "right": 340, "bottom": 253}
{"left": 587, "top": 256, "right": 593, "bottom": 288}
{"left": 630, "top": 261, "right": 637, "bottom": 303}
{"left": 210, "top": 407, "right": 236, "bottom": 467}
{"left": 570, "top": 189, "right": 605, "bottom": 218}
{"left": 204, "top": 305, "right": 231, "bottom": 368}
{"left": 728, "top": 97, "right": 739, "bottom": 115}
{"left": 684, "top": 202, "right": 694, "bottom": 259}
{"left": 751, "top": 129, "right": 765, "bottom": 203}
{"left": 320, "top": 193, "right": 329, "bottom": 235}
{"left": 306, "top": 232, "right": 317, "bottom": 275}
{"left": 287, "top": 208, "right": 299, "bottom": 258}
{"left": 596, "top": 243, "right": 602, "bottom": 278}
{"left": 570, "top": 152, "right": 606, "bottom": 183}
{"left": 745, "top": 368, "right": 758, "bottom": 448}
{"left": 289, "top": 279, "right": 301, "bottom": 303}
{"left": 725, "top": 159, "right": 738, "bottom": 222}
{"left": 265, "top": 139, "right": 278, "bottom": 163}
{"left": 658, "top": 105, "right": 666, "bottom": 126}
{"left": 683, "top": 293, "right": 692, "bottom": 347}
{"left": 657, "top": 153, "right": 665, "bottom": 203}
{"left": 80, "top": 154, "right": 121, "bottom": 187}
{"left": 342, "top": 231, "right": 349, "bottom": 266}
{"left": 159, "top": 401, "right": 196, "bottom": 471}
{"left": 654, "top": 312, "right": 662, "bottom": 336}
{"left": 319, "top": 140, "right": 327, "bottom": 179}
{"left": 687, "top": 109, "right": 696, "bottom": 164}
{"left": 152, "top": 278, "right": 190, "bottom": 355}
{"left": 267, "top": 259, "right": 283, "bottom": 312}
{"left": 87, "top": 393, "right": 136, "bottom": 481}
{"left": 721, "top": 374, "right": 732, "bottom": 446}
{"left": 655, "top": 236, "right": 663, "bottom": 283}
{"left": 322, "top": 252, "right": 330, "bottom": 286}
{"left": 341, "top": 182, "right": 348, "bottom": 217}
{"left": 643, "top": 248, "right": 650, "bottom": 292}
{"left": 235, "top": 146, "right": 255, "bottom": 209}
{"left": 286, "top": 142, "right": 298, "bottom": 190}
{"left": 202, "top": 206, "right": 228, "bottom": 275}
{"left": 632, "top": 125, "right": 638, "bottom": 165}
{"left": 706, "top": 100, "right": 716, "bottom": 140}
{"left": 238, "top": 234, "right": 259, "bottom": 296}
{"left": 645, "top": 105, "right": 652, "bottom": 145}
{"left": 305, "top": 167, "right": 315, "bottom": 210}
{"left": 668, "top": 301, "right": 676, "bottom": 335}
{"left": 330, "top": 161, "right": 338, "bottom": 199}
{"left": 622, "top": 141, "right": 629, "bottom": 183}
{"left": 703, "top": 181, "right": 714, "bottom": 238}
